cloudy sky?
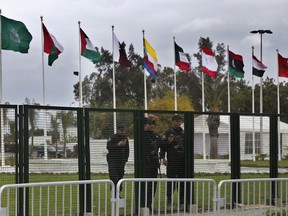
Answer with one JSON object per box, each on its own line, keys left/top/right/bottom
{"left": 1, "top": 0, "right": 288, "bottom": 107}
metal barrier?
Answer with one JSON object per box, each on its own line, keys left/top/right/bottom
{"left": 217, "top": 178, "right": 288, "bottom": 216}
{"left": 2, "top": 177, "right": 288, "bottom": 215}
{"left": 115, "top": 178, "right": 217, "bottom": 216}
{"left": 0, "top": 179, "right": 114, "bottom": 216}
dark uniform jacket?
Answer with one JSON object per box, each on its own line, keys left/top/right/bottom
{"left": 106, "top": 133, "right": 129, "bottom": 163}
{"left": 160, "top": 127, "right": 185, "bottom": 169}
{"left": 143, "top": 131, "right": 162, "bottom": 177}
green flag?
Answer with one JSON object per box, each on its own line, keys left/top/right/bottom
{"left": 1, "top": 15, "right": 33, "bottom": 53}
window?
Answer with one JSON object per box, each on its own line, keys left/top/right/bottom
{"left": 245, "top": 133, "right": 260, "bottom": 154}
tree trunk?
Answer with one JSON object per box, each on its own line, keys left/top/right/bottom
{"left": 210, "top": 135, "right": 218, "bottom": 159}
{"left": 207, "top": 114, "right": 220, "bottom": 159}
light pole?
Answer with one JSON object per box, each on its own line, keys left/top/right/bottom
{"left": 250, "top": 29, "right": 272, "bottom": 155}
{"left": 250, "top": 30, "right": 272, "bottom": 114}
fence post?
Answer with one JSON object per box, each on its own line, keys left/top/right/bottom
{"left": 230, "top": 113, "right": 240, "bottom": 208}
{"left": 184, "top": 112, "right": 194, "bottom": 204}
{"left": 270, "top": 114, "right": 278, "bottom": 205}
{"left": 77, "top": 107, "right": 86, "bottom": 215}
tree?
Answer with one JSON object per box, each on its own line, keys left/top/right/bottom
{"left": 24, "top": 98, "right": 40, "bottom": 156}
{"left": 193, "top": 37, "right": 227, "bottom": 159}
{"left": 57, "top": 111, "right": 74, "bottom": 158}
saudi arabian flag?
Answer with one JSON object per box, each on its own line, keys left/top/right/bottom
{"left": 1, "top": 15, "right": 33, "bottom": 53}
{"left": 80, "top": 28, "right": 100, "bottom": 64}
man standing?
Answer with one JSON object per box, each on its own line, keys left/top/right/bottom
{"left": 160, "top": 114, "right": 185, "bottom": 206}
{"left": 106, "top": 124, "right": 129, "bottom": 192}
{"left": 141, "top": 115, "right": 162, "bottom": 211}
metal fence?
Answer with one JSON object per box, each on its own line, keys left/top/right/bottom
{"left": 217, "top": 178, "right": 288, "bottom": 216}
{"left": 2, "top": 177, "right": 288, "bottom": 215}
{"left": 0, "top": 179, "right": 114, "bottom": 216}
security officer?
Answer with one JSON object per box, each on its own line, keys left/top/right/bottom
{"left": 160, "top": 114, "right": 185, "bottom": 206}
{"left": 141, "top": 115, "right": 162, "bottom": 211}
{"left": 106, "top": 124, "right": 129, "bottom": 192}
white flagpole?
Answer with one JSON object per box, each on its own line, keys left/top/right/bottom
{"left": 40, "top": 17, "right": 48, "bottom": 160}
{"left": 40, "top": 16, "right": 46, "bottom": 105}
{"left": 252, "top": 47, "right": 256, "bottom": 161}
{"left": 173, "top": 37, "right": 177, "bottom": 111}
{"left": 78, "top": 21, "right": 82, "bottom": 107}
{"left": 201, "top": 50, "right": 206, "bottom": 160}
{"left": 112, "top": 26, "right": 117, "bottom": 133}
{"left": 143, "top": 30, "right": 148, "bottom": 110}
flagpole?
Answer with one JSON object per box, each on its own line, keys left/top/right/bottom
{"left": 112, "top": 25, "right": 117, "bottom": 133}
{"left": 252, "top": 46, "right": 256, "bottom": 161}
{"left": 40, "top": 16, "right": 46, "bottom": 105}
{"left": 78, "top": 21, "right": 82, "bottom": 107}
{"left": 142, "top": 30, "right": 148, "bottom": 110}
{"left": 201, "top": 49, "right": 206, "bottom": 160}
{"left": 173, "top": 36, "right": 177, "bottom": 111}
{"left": 0, "top": 9, "right": 2, "bottom": 104}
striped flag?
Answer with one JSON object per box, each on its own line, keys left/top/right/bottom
{"left": 143, "top": 38, "right": 158, "bottom": 78}
{"left": 202, "top": 47, "right": 218, "bottom": 78}
{"left": 252, "top": 54, "right": 267, "bottom": 77}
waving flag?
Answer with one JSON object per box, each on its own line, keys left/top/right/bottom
{"left": 175, "top": 41, "right": 190, "bottom": 73}
{"left": 113, "top": 32, "right": 132, "bottom": 67}
{"left": 80, "top": 28, "right": 100, "bottom": 64}
{"left": 228, "top": 50, "right": 245, "bottom": 78}
{"left": 278, "top": 53, "right": 288, "bottom": 78}
{"left": 42, "top": 23, "right": 64, "bottom": 66}
{"left": 252, "top": 54, "right": 267, "bottom": 77}
{"left": 202, "top": 47, "right": 218, "bottom": 78}
{"left": 143, "top": 38, "right": 158, "bottom": 78}
{"left": 1, "top": 15, "right": 32, "bottom": 53}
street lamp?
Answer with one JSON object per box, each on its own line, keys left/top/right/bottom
{"left": 250, "top": 29, "right": 272, "bottom": 113}
{"left": 250, "top": 29, "right": 272, "bottom": 158}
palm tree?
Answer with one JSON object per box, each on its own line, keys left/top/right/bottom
{"left": 194, "top": 37, "right": 227, "bottom": 159}
{"left": 57, "top": 111, "right": 74, "bottom": 158}
{"left": 205, "top": 74, "right": 227, "bottom": 158}
{"left": 50, "top": 114, "right": 60, "bottom": 157}
{"left": 25, "top": 98, "right": 39, "bottom": 156}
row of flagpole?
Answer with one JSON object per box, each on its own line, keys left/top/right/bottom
{"left": 2, "top": 14, "right": 288, "bottom": 116}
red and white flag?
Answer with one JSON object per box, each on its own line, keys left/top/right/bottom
{"left": 202, "top": 48, "right": 218, "bottom": 78}
{"left": 42, "top": 23, "right": 64, "bottom": 66}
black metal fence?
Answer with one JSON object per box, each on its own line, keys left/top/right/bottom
{"left": 0, "top": 105, "right": 287, "bottom": 188}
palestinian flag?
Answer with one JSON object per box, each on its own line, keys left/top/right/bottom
{"left": 42, "top": 23, "right": 64, "bottom": 66}
{"left": 80, "top": 28, "right": 100, "bottom": 64}
{"left": 175, "top": 41, "right": 190, "bottom": 73}
{"left": 228, "top": 50, "right": 244, "bottom": 78}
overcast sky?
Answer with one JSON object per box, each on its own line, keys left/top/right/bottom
{"left": 1, "top": 0, "right": 288, "bottom": 107}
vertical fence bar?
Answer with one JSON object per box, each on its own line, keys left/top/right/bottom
{"left": 230, "top": 113, "right": 240, "bottom": 208}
